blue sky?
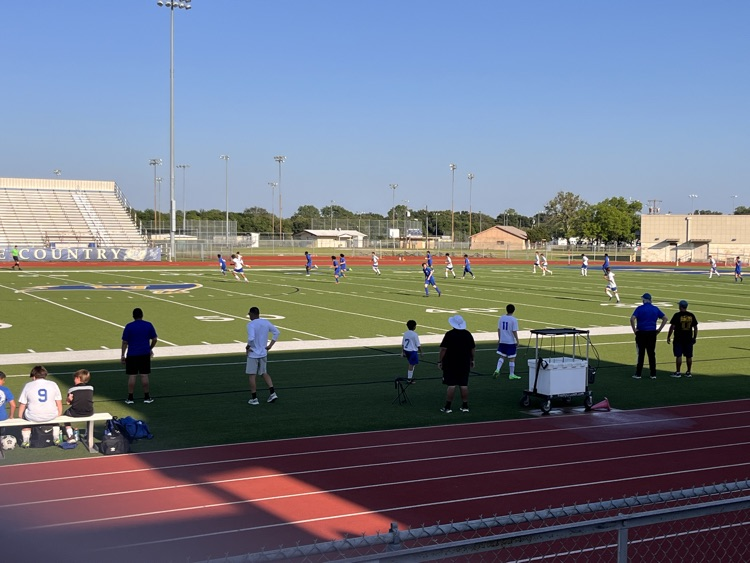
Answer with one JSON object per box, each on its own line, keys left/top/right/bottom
{"left": 2, "top": 1, "right": 748, "bottom": 219}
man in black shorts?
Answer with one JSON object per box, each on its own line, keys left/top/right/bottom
{"left": 437, "top": 315, "right": 475, "bottom": 413}
{"left": 666, "top": 300, "right": 698, "bottom": 378}
{"left": 121, "top": 308, "right": 158, "bottom": 404}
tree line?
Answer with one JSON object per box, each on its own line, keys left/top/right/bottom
{"left": 135, "top": 195, "right": 749, "bottom": 244}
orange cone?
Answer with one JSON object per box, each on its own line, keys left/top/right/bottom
{"left": 590, "top": 397, "right": 610, "bottom": 412}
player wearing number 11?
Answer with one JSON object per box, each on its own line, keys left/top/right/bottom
{"left": 494, "top": 304, "right": 521, "bottom": 380}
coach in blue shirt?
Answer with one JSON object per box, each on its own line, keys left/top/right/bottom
{"left": 121, "top": 308, "right": 158, "bottom": 404}
{"left": 630, "top": 293, "right": 667, "bottom": 380}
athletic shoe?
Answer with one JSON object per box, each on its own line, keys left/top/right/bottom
{"left": 20, "top": 442, "right": 30, "bottom": 449}
{"left": 53, "top": 438, "right": 62, "bottom": 446}
{"left": 650, "top": 375, "right": 657, "bottom": 380}
{"left": 267, "top": 392, "right": 278, "bottom": 403}
{"left": 440, "top": 407, "right": 452, "bottom": 414}
{"left": 248, "top": 398, "right": 260, "bottom": 406}
{"left": 143, "top": 398, "right": 155, "bottom": 404}
{"left": 460, "top": 407, "right": 470, "bottom": 412}
{"left": 492, "top": 369, "right": 500, "bottom": 379}
{"left": 509, "top": 374, "right": 521, "bottom": 380}
{"left": 125, "top": 399, "right": 134, "bottom": 404}
{"left": 632, "top": 374, "right": 641, "bottom": 380}
{"left": 685, "top": 372, "right": 692, "bottom": 378}
{"left": 671, "top": 372, "right": 682, "bottom": 378}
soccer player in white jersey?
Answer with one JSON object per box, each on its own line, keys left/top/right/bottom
{"left": 445, "top": 253, "right": 456, "bottom": 278}
{"left": 581, "top": 254, "right": 589, "bottom": 276}
{"left": 533, "top": 252, "right": 540, "bottom": 273}
{"left": 401, "top": 320, "right": 423, "bottom": 382}
{"left": 371, "top": 252, "right": 381, "bottom": 275}
{"left": 231, "top": 254, "right": 249, "bottom": 282}
{"left": 540, "top": 254, "right": 552, "bottom": 275}
{"left": 494, "top": 304, "right": 521, "bottom": 380}
{"left": 245, "top": 306, "right": 280, "bottom": 404}
{"left": 708, "top": 255, "right": 720, "bottom": 278}
{"left": 604, "top": 267, "right": 620, "bottom": 303}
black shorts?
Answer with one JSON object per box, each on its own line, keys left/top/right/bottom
{"left": 442, "top": 372, "right": 469, "bottom": 386}
{"left": 125, "top": 354, "right": 151, "bottom": 375}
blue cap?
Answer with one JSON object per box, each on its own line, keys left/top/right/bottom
{"left": 679, "top": 300, "right": 688, "bottom": 308}
{"left": 642, "top": 293, "right": 652, "bottom": 300}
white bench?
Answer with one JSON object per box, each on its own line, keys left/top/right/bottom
{"left": 0, "top": 413, "right": 113, "bottom": 456}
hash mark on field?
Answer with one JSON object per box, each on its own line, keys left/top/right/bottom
{"left": 65, "top": 348, "right": 73, "bottom": 351}
{"left": 376, "top": 334, "right": 388, "bottom": 337}
{"left": 27, "top": 349, "right": 36, "bottom": 353}
{"left": 348, "top": 336, "right": 359, "bottom": 339}
{"left": 201, "top": 341, "right": 211, "bottom": 345}
{"left": 100, "top": 346, "right": 110, "bottom": 350}
{"left": 293, "top": 338, "right": 303, "bottom": 341}
{"left": 233, "top": 340, "right": 244, "bottom": 344}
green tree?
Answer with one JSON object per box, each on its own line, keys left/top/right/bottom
{"left": 735, "top": 206, "right": 750, "bottom": 215}
{"left": 576, "top": 197, "right": 641, "bottom": 244}
{"left": 544, "top": 191, "right": 588, "bottom": 243}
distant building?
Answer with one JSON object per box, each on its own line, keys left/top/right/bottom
{"left": 641, "top": 214, "right": 750, "bottom": 263}
{"left": 469, "top": 225, "right": 529, "bottom": 251}
{"left": 293, "top": 229, "right": 367, "bottom": 248}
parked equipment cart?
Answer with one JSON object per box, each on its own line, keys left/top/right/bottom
{"left": 521, "top": 328, "right": 596, "bottom": 415}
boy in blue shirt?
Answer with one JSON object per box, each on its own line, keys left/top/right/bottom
{"left": 462, "top": 254, "right": 475, "bottom": 279}
{"left": 422, "top": 263, "right": 441, "bottom": 297}
{"left": 0, "top": 371, "right": 17, "bottom": 422}
{"left": 217, "top": 254, "right": 227, "bottom": 276}
{"left": 121, "top": 308, "right": 158, "bottom": 404}
{"left": 331, "top": 256, "right": 341, "bottom": 284}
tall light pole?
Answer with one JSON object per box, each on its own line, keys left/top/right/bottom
{"left": 268, "top": 182, "right": 277, "bottom": 247}
{"left": 274, "top": 156, "right": 286, "bottom": 240}
{"left": 176, "top": 163, "right": 190, "bottom": 233}
{"left": 53, "top": 169, "right": 62, "bottom": 178}
{"left": 731, "top": 195, "right": 739, "bottom": 214}
{"left": 689, "top": 193, "right": 698, "bottom": 215}
{"left": 220, "top": 155, "right": 230, "bottom": 247}
{"left": 149, "top": 158, "right": 162, "bottom": 230}
{"left": 156, "top": 0, "right": 191, "bottom": 260}
{"left": 389, "top": 184, "right": 398, "bottom": 230}
{"left": 449, "top": 163, "right": 457, "bottom": 242}
{"left": 467, "top": 173, "right": 474, "bottom": 242}
{"left": 156, "top": 177, "right": 163, "bottom": 230}
{"left": 330, "top": 200, "right": 336, "bottom": 229}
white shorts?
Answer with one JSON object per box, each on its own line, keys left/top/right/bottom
{"left": 246, "top": 356, "right": 268, "bottom": 375}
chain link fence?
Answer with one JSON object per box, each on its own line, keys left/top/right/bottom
{"left": 203, "top": 479, "right": 750, "bottom": 562}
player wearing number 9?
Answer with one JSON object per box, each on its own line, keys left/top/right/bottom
{"left": 18, "top": 366, "right": 63, "bottom": 446}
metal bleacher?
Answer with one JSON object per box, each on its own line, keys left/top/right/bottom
{"left": 0, "top": 177, "right": 147, "bottom": 248}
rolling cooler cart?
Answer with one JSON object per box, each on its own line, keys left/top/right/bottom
{"left": 521, "top": 328, "right": 595, "bottom": 415}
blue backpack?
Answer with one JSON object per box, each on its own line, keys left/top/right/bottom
{"left": 115, "top": 416, "right": 153, "bottom": 442}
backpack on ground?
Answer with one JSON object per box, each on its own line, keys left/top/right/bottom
{"left": 99, "top": 417, "right": 130, "bottom": 455}
{"left": 30, "top": 425, "right": 55, "bottom": 448}
{"left": 115, "top": 416, "right": 153, "bottom": 442}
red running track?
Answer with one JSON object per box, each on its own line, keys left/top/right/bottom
{"left": 1, "top": 399, "right": 749, "bottom": 563}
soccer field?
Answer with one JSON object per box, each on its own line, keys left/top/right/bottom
{"left": 1, "top": 262, "right": 748, "bottom": 359}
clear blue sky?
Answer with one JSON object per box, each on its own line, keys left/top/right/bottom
{"left": 2, "top": 1, "right": 748, "bottom": 218}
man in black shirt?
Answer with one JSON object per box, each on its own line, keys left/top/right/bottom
{"left": 437, "top": 315, "right": 475, "bottom": 413}
{"left": 666, "top": 300, "right": 698, "bottom": 378}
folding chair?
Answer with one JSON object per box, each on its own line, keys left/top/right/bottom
{"left": 392, "top": 377, "right": 412, "bottom": 405}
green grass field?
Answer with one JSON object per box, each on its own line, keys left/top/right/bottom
{"left": 1, "top": 261, "right": 748, "bottom": 464}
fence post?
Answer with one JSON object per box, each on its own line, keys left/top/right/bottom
{"left": 386, "top": 522, "right": 402, "bottom": 552}
{"left": 617, "top": 527, "right": 628, "bottom": 562}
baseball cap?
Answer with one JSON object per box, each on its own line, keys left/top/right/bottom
{"left": 641, "top": 293, "right": 652, "bottom": 300}
{"left": 678, "top": 300, "right": 688, "bottom": 308}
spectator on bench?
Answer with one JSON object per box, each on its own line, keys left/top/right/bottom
{"left": 18, "top": 366, "right": 63, "bottom": 447}
{"left": 0, "top": 371, "right": 17, "bottom": 422}
{"left": 63, "top": 369, "right": 94, "bottom": 443}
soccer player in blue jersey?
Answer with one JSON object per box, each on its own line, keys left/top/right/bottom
{"left": 331, "top": 256, "right": 341, "bottom": 284}
{"left": 422, "top": 263, "right": 441, "bottom": 296}
{"left": 602, "top": 253, "right": 610, "bottom": 272}
{"left": 735, "top": 256, "right": 743, "bottom": 283}
{"left": 494, "top": 304, "right": 521, "bottom": 380}
{"left": 304, "top": 251, "right": 317, "bottom": 276}
{"left": 462, "top": 254, "right": 475, "bottom": 279}
{"left": 217, "top": 254, "right": 227, "bottom": 276}
{"left": 339, "top": 253, "right": 349, "bottom": 277}
{"left": 426, "top": 251, "right": 433, "bottom": 268}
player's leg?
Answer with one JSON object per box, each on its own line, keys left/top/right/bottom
{"left": 262, "top": 369, "right": 277, "bottom": 402}
{"left": 459, "top": 385, "right": 469, "bottom": 411}
{"left": 494, "top": 353, "right": 505, "bottom": 377}
{"left": 141, "top": 374, "right": 152, "bottom": 402}
{"left": 442, "top": 385, "right": 456, "bottom": 412}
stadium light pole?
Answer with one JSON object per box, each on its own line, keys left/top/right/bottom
{"left": 330, "top": 200, "right": 336, "bottom": 229}
{"left": 176, "top": 164, "right": 190, "bottom": 234}
{"left": 274, "top": 156, "right": 286, "bottom": 240}
{"left": 268, "top": 182, "right": 277, "bottom": 253}
{"left": 220, "top": 155, "right": 230, "bottom": 247}
{"left": 731, "top": 194, "right": 738, "bottom": 214}
{"left": 156, "top": 0, "right": 191, "bottom": 260}
{"left": 689, "top": 193, "right": 698, "bottom": 215}
{"left": 467, "top": 173, "right": 474, "bottom": 242}
{"left": 156, "top": 177, "right": 163, "bottom": 230}
{"left": 389, "top": 184, "right": 398, "bottom": 230}
{"left": 449, "top": 163, "right": 457, "bottom": 242}
{"left": 149, "top": 158, "right": 162, "bottom": 231}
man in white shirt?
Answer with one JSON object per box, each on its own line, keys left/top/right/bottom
{"left": 18, "top": 365, "right": 63, "bottom": 447}
{"left": 371, "top": 252, "right": 381, "bottom": 275}
{"left": 581, "top": 254, "right": 589, "bottom": 276}
{"left": 605, "top": 267, "right": 621, "bottom": 303}
{"left": 708, "top": 255, "right": 720, "bottom": 278}
{"left": 494, "top": 305, "right": 521, "bottom": 380}
{"left": 401, "top": 320, "right": 423, "bottom": 382}
{"left": 232, "top": 253, "right": 249, "bottom": 282}
{"left": 245, "top": 306, "right": 280, "bottom": 405}
{"left": 445, "top": 253, "right": 456, "bottom": 278}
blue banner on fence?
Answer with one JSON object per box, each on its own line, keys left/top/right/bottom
{"left": 2, "top": 247, "right": 162, "bottom": 262}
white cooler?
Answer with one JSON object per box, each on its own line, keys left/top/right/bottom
{"left": 527, "top": 357, "right": 588, "bottom": 396}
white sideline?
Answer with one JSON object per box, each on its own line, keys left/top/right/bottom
{"left": 0, "top": 321, "right": 747, "bottom": 366}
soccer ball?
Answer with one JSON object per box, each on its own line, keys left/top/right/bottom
{"left": 1, "top": 435, "right": 17, "bottom": 450}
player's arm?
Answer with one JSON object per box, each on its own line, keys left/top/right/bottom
{"left": 149, "top": 337, "right": 158, "bottom": 356}
{"left": 55, "top": 399, "right": 63, "bottom": 417}
{"left": 121, "top": 340, "right": 128, "bottom": 362}
{"left": 692, "top": 323, "right": 698, "bottom": 343}
{"left": 657, "top": 315, "right": 668, "bottom": 333}
{"left": 666, "top": 323, "right": 675, "bottom": 343}
{"left": 437, "top": 347, "right": 447, "bottom": 368}
{"left": 267, "top": 325, "right": 280, "bottom": 351}
{"left": 8, "top": 398, "right": 16, "bottom": 419}
{"left": 18, "top": 401, "right": 26, "bottom": 420}
{"left": 512, "top": 330, "right": 519, "bottom": 345}
{"left": 630, "top": 315, "right": 637, "bottom": 333}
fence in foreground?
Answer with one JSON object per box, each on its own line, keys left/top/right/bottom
{"left": 206, "top": 480, "right": 750, "bottom": 562}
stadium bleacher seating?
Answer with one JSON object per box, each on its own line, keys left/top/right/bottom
{"left": 0, "top": 178, "right": 147, "bottom": 248}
